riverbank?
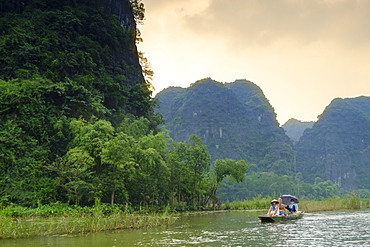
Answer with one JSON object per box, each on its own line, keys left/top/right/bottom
{"left": 0, "top": 203, "right": 177, "bottom": 239}
{"left": 2, "top": 194, "right": 370, "bottom": 239}
{"left": 223, "top": 194, "right": 370, "bottom": 212}
{"left": 0, "top": 213, "right": 176, "bottom": 239}
{"left": 300, "top": 195, "right": 370, "bottom": 212}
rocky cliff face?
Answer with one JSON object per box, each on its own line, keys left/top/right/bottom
{"left": 102, "top": 0, "right": 136, "bottom": 32}
{"left": 101, "top": 0, "right": 144, "bottom": 86}
{"left": 156, "top": 78, "right": 295, "bottom": 173}
{"left": 0, "top": 0, "right": 143, "bottom": 86}
{"left": 296, "top": 96, "right": 370, "bottom": 190}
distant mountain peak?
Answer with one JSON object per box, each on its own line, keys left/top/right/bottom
{"left": 282, "top": 118, "right": 315, "bottom": 142}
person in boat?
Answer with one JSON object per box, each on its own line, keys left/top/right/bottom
{"left": 277, "top": 197, "right": 288, "bottom": 216}
{"left": 285, "top": 199, "right": 299, "bottom": 213}
{"left": 267, "top": 199, "right": 279, "bottom": 216}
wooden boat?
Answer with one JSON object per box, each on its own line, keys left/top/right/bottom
{"left": 258, "top": 212, "right": 304, "bottom": 223}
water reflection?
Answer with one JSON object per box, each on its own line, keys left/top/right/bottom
{"left": 1, "top": 210, "right": 370, "bottom": 246}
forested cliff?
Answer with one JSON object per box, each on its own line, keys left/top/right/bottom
{"left": 156, "top": 78, "right": 295, "bottom": 173}
{"left": 0, "top": 1, "right": 249, "bottom": 209}
{"left": 0, "top": 0, "right": 152, "bottom": 123}
{"left": 296, "top": 96, "right": 370, "bottom": 190}
{"left": 0, "top": 0, "right": 164, "bottom": 207}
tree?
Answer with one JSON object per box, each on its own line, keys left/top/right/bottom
{"left": 101, "top": 132, "right": 136, "bottom": 205}
{"left": 129, "top": 131, "right": 170, "bottom": 206}
{"left": 186, "top": 135, "right": 211, "bottom": 207}
{"left": 211, "top": 159, "right": 248, "bottom": 204}
{"left": 166, "top": 142, "right": 193, "bottom": 208}
{"left": 49, "top": 148, "right": 94, "bottom": 205}
{"left": 130, "top": 0, "right": 145, "bottom": 25}
{"left": 67, "top": 118, "right": 115, "bottom": 204}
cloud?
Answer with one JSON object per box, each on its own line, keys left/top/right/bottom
{"left": 183, "top": 0, "right": 370, "bottom": 47}
{"left": 139, "top": 0, "right": 370, "bottom": 124}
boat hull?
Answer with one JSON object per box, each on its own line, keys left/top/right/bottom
{"left": 258, "top": 213, "right": 304, "bottom": 223}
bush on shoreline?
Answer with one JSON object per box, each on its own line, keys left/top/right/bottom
{"left": 0, "top": 202, "right": 177, "bottom": 239}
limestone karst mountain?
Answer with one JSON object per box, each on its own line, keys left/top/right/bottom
{"left": 156, "top": 78, "right": 295, "bottom": 173}
{"left": 282, "top": 118, "right": 315, "bottom": 142}
{"left": 296, "top": 96, "right": 370, "bottom": 190}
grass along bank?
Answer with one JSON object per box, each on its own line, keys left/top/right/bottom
{"left": 223, "top": 194, "right": 370, "bottom": 212}
{"left": 0, "top": 203, "right": 177, "bottom": 239}
{"left": 2, "top": 194, "right": 370, "bottom": 239}
{"left": 300, "top": 194, "right": 370, "bottom": 212}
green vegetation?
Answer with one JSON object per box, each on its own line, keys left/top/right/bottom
{"left": 223, "top": 193, "right": 370, "bottom": 212}
{"left": 0, "top": 0, "right": 159, "bottom": 126}
{"left": 155, "top": 78, "right": 294, "bottom": 170}
{"left": 1, "top": 109, "right": 248, "bottom": 209}
{"left": 296, "top": 96, "right": 370, "bottom": 190}
{"left": 218, "top": 172, "right": 341, "bottom": 202}
{"left": 0, "top": 202, "right": 176, "bottom": 239}
{"left": 2, "top": 192, "right": 370, "bottom": 239}
{"left": 3, "top": 1, "right": 370, "bottom": 240}
{"left": 156, "top": 79, "right": 370, "bottom": 196}
{"left": 0, "top": 1, "right": 251, "bottom": 211}
{"left": 299, "top": 195, "right": 369, "bottom": 212}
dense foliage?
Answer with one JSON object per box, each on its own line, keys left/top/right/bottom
{"left": 1, "top": 0, "right": 220, "bottom": 209}
{"left": 1, "top": 96, "right": 249, "bottom": 208}
{"left": 3, "top": 0, "right": 370, "bottom": 211}
{"left": 296, "top": 96, "right": 370, "bottom": 190}
{"left": 218, "top": 172, "right": 340, "bottom": 202}
{"left": 0, "top": 0, "right": 158, "bottom": 126}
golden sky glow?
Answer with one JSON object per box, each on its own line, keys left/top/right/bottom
{"left": 138, "top": 0, "right": 370, "bottom": 125}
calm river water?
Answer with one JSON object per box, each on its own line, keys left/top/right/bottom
{"left": 2, "top": 210, "right": 370, "bottom": 246}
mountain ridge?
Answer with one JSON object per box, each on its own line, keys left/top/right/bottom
{"left": 156, "top": 78, "right": 295, "bottom": 172}
{"left": 296, "top": 96, "right": 370, "bottom": 190}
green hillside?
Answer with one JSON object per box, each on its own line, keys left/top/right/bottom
{"left": 156, "top": 78, "right": 295, "bottom": 173}
{"left": 296, "top": 96, "right": 370, "bottom": 190}
{"left": 0, "top": 0, "right": 156, "bottom": 125}
{"left": 0, "top": 0, "right": 163, "bottom": 207}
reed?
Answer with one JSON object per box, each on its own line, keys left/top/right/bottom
{"left": 0, "top": 211, "right": 177, "bottom": 239}
{"left": 224, "top": 196, "right": 274, "bottom": 210}
{"left": 223, "top": 193, "right": 370, "bottom": 212}
{"left": 300, "top": 194, "right": 370, "bottom": 212}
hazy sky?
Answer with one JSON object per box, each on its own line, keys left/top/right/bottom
{"left": 138, "top": 0, "right": 370, "bottom": 125}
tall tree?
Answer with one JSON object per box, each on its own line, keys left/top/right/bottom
{"left": 101, "top": 132, "right": 136, "bottom": 205}
{"left": 210, "top": 159, "right": 248, "bottom": 205}
{"left": 186, "top": 135, "right": 211, "bottom": 207}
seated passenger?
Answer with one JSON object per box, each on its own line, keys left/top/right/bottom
{"left": 278, "top": 197, "right": 288, "bottom": 215}
{"left": 285, "top": 199, "right": 299, "bottom": 213}
{"left": 267, "top": 200, "right": 279, "bottom": 216}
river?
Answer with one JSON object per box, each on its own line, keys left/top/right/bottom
{"left": 2, "top": 209, "right": 370, "bottom": 246}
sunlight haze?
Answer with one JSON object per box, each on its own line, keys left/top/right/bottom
{"left": 138, "top": 0, "right": 370, "bottom": 125}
